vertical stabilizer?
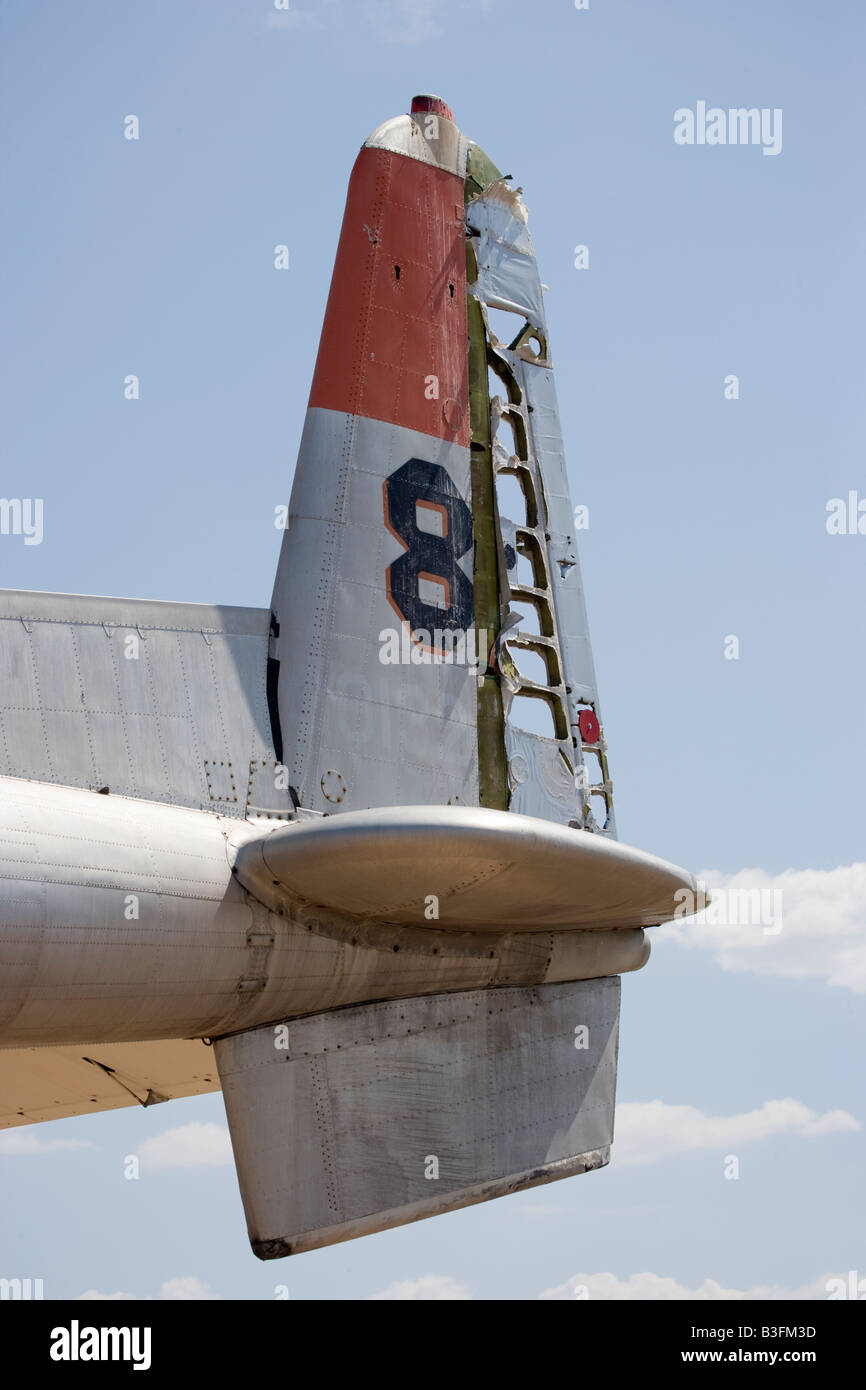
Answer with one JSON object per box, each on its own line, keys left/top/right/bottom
{"left": 271, "top": 98, "right": 614, "bottom": 835}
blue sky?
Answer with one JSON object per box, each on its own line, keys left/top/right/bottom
{"left": 0, "top": 0, "right": 863, "bottom": 1300}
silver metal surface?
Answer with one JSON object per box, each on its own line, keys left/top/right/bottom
{"left": 467, "top": 175, "right": 616, "bottom": 834}
{"left": 269, "top": 409, "right": 478, "bottom": 814}
{"left": 0, "top": 776, "right": 652, "bottom": 1059}
{"left": 234, "top": 802, "right": 697, "bottom": 932}
{"left": 215, "top": 977, "right": 619, "bottom": 1257}
{"left": 364, "top": 111, "right": 470, "bottom": 177}
{"left": 0, "top": 589, "right": 281, "bottom": 818}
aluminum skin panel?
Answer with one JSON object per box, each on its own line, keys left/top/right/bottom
{"left": 215, "top": 977, "right": 620, "bottom": 1258}
{"left": 233, "top": 803, "right": 696, "bottom": 932}
{"left": 467, "top": 170, "right": 617, "bottom": 834}
{"left": 0, "top": 777, "right": 653, "bottom": 1057}
{"left": 364, "top": 111, "right": 471, "bottom": 180}
{"left": 271, "top": 408, "right": 478, "bottom": 813}
{"left": 0, "top": 590, "right": 278, "bottom": 819}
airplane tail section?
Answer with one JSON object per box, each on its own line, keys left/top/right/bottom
{"left": 215, "top": 977, "right": 619, "bottom": 1257}
{"left": 213, "top": 97, "right": 663, "bottom": 1259}
{"left": 0, "top": 96, "right": 701, "bottom": 1262}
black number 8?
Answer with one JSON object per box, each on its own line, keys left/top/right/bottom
{"left": 384, "top": 458, "right": 474, "bottom": 634}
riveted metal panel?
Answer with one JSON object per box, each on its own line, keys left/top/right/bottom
{"left": 271, "top": 408, "right": 479, "bottom": 814}
{"left": 0, "top": 591, "right": 281, "bottom": 817}
{"left": 216, "top": 977, "right": 620, "bottom": 1257}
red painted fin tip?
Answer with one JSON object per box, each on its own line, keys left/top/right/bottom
{"left": 411, "top": 93, "right": 454, "bottom": 121}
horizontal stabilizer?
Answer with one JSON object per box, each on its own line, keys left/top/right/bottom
{"left": 215, "top": 978, "right": 619, "bottom": 1258}
{"left": 0, "top": 1038, "right": 220, "bottom": 1129}
{"left": 234, "top": 804, "right": 696, "bottom": 931}
{"left": 0, "top": 589, "right": 282, "bottom": 818}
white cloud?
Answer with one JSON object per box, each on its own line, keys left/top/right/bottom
{"left": 0, "top": 1132, "right": 93, "bottom": 1155}
{"left": 158, "top": 1277, "right": 220, "bottom": 1301}
{"left": 657, "top": 863, "right": 866, "bottom": 993}
{"left": 370, "top": 1274, "right": 471, "bottom": 1300}
{"left": 615, "top": 1099, "right": 859, "bottom": 1166}
{"left": 78, "top": 1277, "right": 219, "bottom": 1301}
{"left": 369, "top": 1270, "right": 847, "bottom": 1300}
{"left": 540, "top": 1273, "right": 832, "bottom": 1301}
{"left": 78, "top": 1289, "right": 136, "bottom": 1301}
{"left": 265, "top": 0, "right": 339, "bottom": 32}
{"left": 362, "top": 0, "right": 445, "bottom": 43}
{"left": 364, "top": 0, "right": 497, "bottom": 44}
{"left": 266, "top": 0, "right": 496, "bottom": 46}
{"left": 136, "top": 1122, "right": 232, "bottom": 1171}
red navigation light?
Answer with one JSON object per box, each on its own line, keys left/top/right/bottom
{"left": 578, "top": 709, "right": 600, "bottom": 744}
{"left": 411, "top": 94, "right": 454, "bottom": 122}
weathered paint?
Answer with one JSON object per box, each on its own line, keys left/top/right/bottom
{"left": 308, "top": 147, "right": 468, "bottom": 443}
{"left": 467, "top": 291, "right": 508, "bottom": 809}
{"left": 465, "top": 164, "right": 617, "bottom": 834}
{"left": 269, "top": 410, "right": 478, "bottom": 813}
